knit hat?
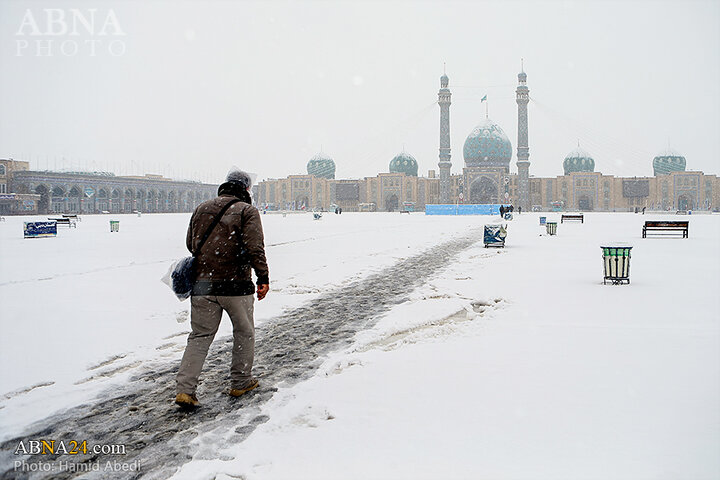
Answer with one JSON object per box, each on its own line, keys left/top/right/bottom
{"left": 225, "top": 169, "right": 253, "bottom": 191}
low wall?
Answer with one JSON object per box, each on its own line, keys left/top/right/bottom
{"left": 425, "top": 204, "right": 501, "bottom": 215}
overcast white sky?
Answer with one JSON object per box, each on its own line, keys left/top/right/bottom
{"left": 1, "top": 0, "right": 718, "bottom": 184}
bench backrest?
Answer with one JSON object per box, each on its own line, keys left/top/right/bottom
{"left": 644, "top": 221, "right": 688, "bottom": 228}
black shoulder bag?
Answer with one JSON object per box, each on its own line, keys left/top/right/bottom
{"left": 171, "top": 198, "right": 241, "bottom": 300}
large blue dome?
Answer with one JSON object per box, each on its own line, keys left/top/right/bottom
{"left": 463, "top": 118, "right": 512, "bottom": 168}
{"left": 389, "top": 151, "right": 418, "bottom": 177}
{"left": 653, "top": 149, "right": 686, "bottom": 176}
{"left": 307, "top": 152, "right": 336, "bottom": 179}
{"left": 563, "top": 147, "right": 595, "bottom": 175}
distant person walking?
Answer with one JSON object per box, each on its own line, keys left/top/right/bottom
{"left": 176, "top": 169, "right": 270, "bottom": 408}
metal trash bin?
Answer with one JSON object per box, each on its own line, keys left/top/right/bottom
{"left": 546, "top": 222, "right": 557, "bottom": 235}
{"left": 110, "top": 220, "right": 120, "bottom": 232}
{"left": 539, "top": 216, "right": 547, "bottom": 225}
{"left": 601, "top": 245, "right": 632, "bottom": 285}
{"left": 484, "top": 224, "right": 507, "bottom": 248}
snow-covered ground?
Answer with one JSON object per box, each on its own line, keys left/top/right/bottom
{"left": 0, "top": 212, "right": 481, "bottom": 438}
{"left": 1, "top": 211, "right": 719, "bottom": 479}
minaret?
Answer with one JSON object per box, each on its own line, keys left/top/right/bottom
{"left": 516, "top": 62, "right": 530, "bottom": 211}
{"left": 438, "top": 69, "right": 452, "bottom": 204}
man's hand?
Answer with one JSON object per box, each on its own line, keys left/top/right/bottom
{"left": 256, "top": 284, "right": 269, "bottom": 301}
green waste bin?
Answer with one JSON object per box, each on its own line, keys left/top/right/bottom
{"left": 110, "top": 220, "right": 120, "bottom": 232}
{"left": 546, "top": 222, "right": 557, "bottom": 235}
{"left": 601, "top": 245, "right": 632, "bottom": 285}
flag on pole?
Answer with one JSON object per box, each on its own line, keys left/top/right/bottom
{"left": 481, "top": 95, "right": 487, "bottom": 102}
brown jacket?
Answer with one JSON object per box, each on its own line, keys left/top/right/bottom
{"left": 186, "top": 193, "right": 269, "bottom": 296}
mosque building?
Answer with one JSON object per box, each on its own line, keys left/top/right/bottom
{"left": 1, "top": 69, "right": 717, "bottom": 216}
{"left": 256, "top": 68, "right": 719, "bottom": 213}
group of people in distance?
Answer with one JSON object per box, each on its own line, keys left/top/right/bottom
{"left": 499, "top": 205, "right": 517, "bottom": 217}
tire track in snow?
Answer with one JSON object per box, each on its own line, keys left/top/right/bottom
{"left": 0, "top": 228, "right": 483, "bottom": 480}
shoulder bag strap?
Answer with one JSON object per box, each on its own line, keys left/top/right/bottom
{"left": 194, "top": 198, "right": 241, "bottom": 255}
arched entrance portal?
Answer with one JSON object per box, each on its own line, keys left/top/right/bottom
{"left": 295, "top": 196, "right": 309, "bottom": 210}
{"left": 469, "top": 177, "right": 498, "bottom": 204}
{"left": 34, "top": 185, "right": 50, "bottom": 214}
{"left": 385, "top": 194, "right": 399, "bottom": 212}
{"left": 68, "top": 186, "right": 81, "bottom": 213}
{"left": 51, "top": 186, "right": 66, "bottom": 213}
{"left": 578, "top": 195, "right": 593, "bottom": 211}
{"left": 677, "top": 195, "right": 693, "bottom": 211}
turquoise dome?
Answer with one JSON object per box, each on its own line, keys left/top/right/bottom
{"left": 463, "top": 118, "right": 512, "bottom": 168}
{"left": 653, "top": 149, "right": 686, "bottom": 176}
{"left": 389, "top": 152, "right": 418, "bottom": 177}
{"left": 563, "top": 148, "right": 595, "bottom": 175}
{"left": 307, "top": 152, "right": 336, "bottom": 179}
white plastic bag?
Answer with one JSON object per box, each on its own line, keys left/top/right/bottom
{"left": 161, "top": 259, "right": 191, "bottom": 301}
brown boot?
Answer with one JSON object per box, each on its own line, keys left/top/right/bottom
{"left": 229, "top": 378, "right": 259, "bottom": 397}
{"left": 175, "top": 392, "right": 199, "bottom": 408}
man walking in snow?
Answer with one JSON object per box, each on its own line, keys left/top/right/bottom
{"left": 175, "top": 169, "right": 270, "bottom": 408}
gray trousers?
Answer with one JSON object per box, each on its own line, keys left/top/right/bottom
{"left": 176, "top": 295, "right": 255, "bottom": 395}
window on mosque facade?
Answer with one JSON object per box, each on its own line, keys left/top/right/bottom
{"left": 0, "top": 164, "right": 6, "bottom": 175}
{"left": 0, "top": 183, "right": 6, "bottom": 193}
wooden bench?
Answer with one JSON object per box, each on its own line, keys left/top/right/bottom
{"left": 400, "top": 210, "right": 410, "bottom": 214}
{"left": 48, "top": 217, "right": 77, "bottom": 228}
{"left": 62, "top": 214, "right": 81, "bottom": 222}
{"left": 561, "top": 214, "right": 584, "bottom": 223}
{"left": 643, "top": 221, "right": 688, "bottom": 238}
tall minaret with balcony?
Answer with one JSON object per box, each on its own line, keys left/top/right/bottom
{"left": 516, "top": 64, "right": 531, "bottom": 211}
{"left": 438, "top": 70, "right": 452, "bottom": 204}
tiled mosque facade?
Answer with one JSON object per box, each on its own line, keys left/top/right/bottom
{"left": 256, "top": 69, "right": 719, "bottom": 213}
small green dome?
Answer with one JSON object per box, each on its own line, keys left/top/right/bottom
{"left": 389, "top": 151, "right": 418, "bottom": 177}
{"left": 563, "top": 148, "right": 595, "bottom": 175}
{"left": 653, "top": 149, "right": 686, "bottom": 176}
{"left": 307, "top": 152, "right": 336, "bottom": 179}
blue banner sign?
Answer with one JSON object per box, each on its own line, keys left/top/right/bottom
{"left": 425, "top": 204, "right": 501, "bottom": 215}
{"left": 24, "top": 221, "right": 57, "bottom": 238}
